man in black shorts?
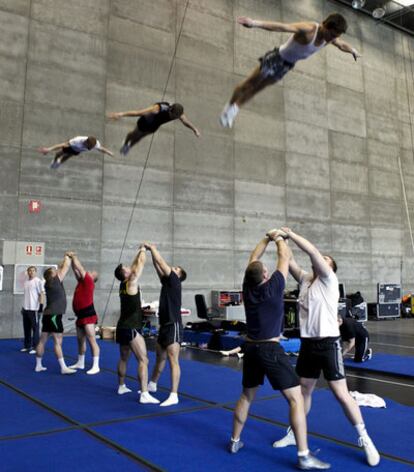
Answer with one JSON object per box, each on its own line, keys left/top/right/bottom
{"left": 144, "top": 242, "right": 187, "bottom": 407}
{"left": 272, "top": 228, "right": 379, "bottom": 467}
{"left": 35, "top": 252, "right": 76, "bottom": 375}
{"left": 107, "top": 102, "right": 200, "bottom": 155}
{"left": 114, "top": 246, "right": 159, "bottom": 404}
{"left": 229, "top": 231, "right": 330, "bottom": 470}
{"left": 38, "top": 136, "right": 113, "bottom": 169}
{"left": 339, "top": 315, "right": 372, "bottom": 363}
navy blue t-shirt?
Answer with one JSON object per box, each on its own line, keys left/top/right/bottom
{"left": 243, "top": 270, "right": 285, "bottom": 340}
{"left": 158, "top": 271, "right": 182, "bottom": 326}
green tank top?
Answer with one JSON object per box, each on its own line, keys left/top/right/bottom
{"left": 117, "top": 281, "right": 143, "bottom": 329}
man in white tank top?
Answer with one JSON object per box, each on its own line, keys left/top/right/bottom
{"left": 271, "top": 228, "right": 380, "bottom": 468}
{"left": 220, "top": 13, "right": 361, "bottom": 128}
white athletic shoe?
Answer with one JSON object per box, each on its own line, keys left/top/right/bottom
{"left": 219, "top": 103, "right": 239, "bottom": 128}
{"left": 272, "top": 427, "right": 296, "bottom": 448}
{"left": 86, "top": 367, "right": 100, "bottom": 375}
{"left": 61, "top": 367, "right": 77, "bottom": 375}
{"left": 118, "top": 384, "right": 132, "bottom": 395}
{"left": 35, "top": 366, "right": 47, "bottom": 372}
{"left": 29, "top": 349, "right": 36, "bottom": 355}
{"left": 139, "top": 392, "right": 160, "bottom": 404}
{"left": 68, "top": 363, "right": 85, "bottom": 370}
{"left": 358, "top": 435, "right": 380, "bottom": 466}
{"left": 20, "top": 348, "right": 29, "bottom": 352}
{"left": 160, "top": 393, "right": 179, "bottom": 407}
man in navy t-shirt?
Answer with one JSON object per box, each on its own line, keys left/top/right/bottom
{"left": 228, "top": 231, "right": 330, "bottom": 470}
{"left": 144, "top": 242, "right": 187, "bottom": 407}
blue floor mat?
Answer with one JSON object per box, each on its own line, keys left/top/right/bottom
{"left": 345, "top": 352, "right": 414, "bottom": 378}
{"left": 0, "top": 384, "right": 68, "bottom": 438}
{"left": 0, "top": 429, "right": 148, "bottom": 472}
{"left": 93, "top": 407, "right": 413, "bottom": 472}
{"left": 249, "top": 388, "right": 414, "bottom": 462}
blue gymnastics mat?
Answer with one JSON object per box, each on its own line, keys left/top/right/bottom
{"left": 0, "top": 429, "right": 148, "bottom": 472}
{"left": 93, "top": 406, "right": 413, "bottom": 472}
{"left": 344, "top": 352, "right": 414, "bottom": 378}
{"left": 249, "top": 388, "right": 414, "bottom": 462}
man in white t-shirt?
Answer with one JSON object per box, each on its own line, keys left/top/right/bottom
{"left": 38, "top": 136, "right": 113, "bottom": 169}
{"left": 272, "top": 228, "right": 380, "bottom": 467}
{"left": 21, "top": 266, "right": 45, "bottom": 354}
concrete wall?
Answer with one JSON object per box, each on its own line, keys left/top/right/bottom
{"left": 1, "top": 0, "right": 414, "bottom": 337}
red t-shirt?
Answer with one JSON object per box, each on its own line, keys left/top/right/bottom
{"left": 73, "top": 272, "right": 95, "bottom": 312}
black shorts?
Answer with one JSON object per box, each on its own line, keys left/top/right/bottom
{"left": 258, "top": 47, "right": 294, "bottom": 82}
{"left": 62, "top": 145, "right": 80, "bottom": 156}
{"left": 242, "top": 342, "right": 299, "bottom": 391}
{"left": 115, "top": 327, "right": 142, "bottom": 346}
{"left": 137, "top": 117, "right": 158, "bottom": 134}
{"left": 42, "top": 314, "right": 63, "bottom": 333}
{"left": 354, "top": 333, "right": 369, "bottom": 363}
{"left": 157, "top": 322, "right": 183, "bottom": 348}
{"left": 296, "top": 337, "right": 345, "bottom": 381}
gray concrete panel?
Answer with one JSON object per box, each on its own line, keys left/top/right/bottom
{"left": 0, "top": 146, "right": 20, "bottom": 196}
{"left": 286, "top": 152, "right": 330, "bottom": 190}
{"left": 286, "top": 188, "right": 331, "bottom": 221}
{"left": 329, "top": 130, "right": 367, "bottom": 165}
{"left": 370, "top": 199, "right": 403, "bottom": 227}
{"left": 235, "top": 180, "right": 285, "bottom": 218}
{"left": 327, "top": 84, "right": 366, "bottom": 138}
{"left": 0, "top": 100, "right": 23, "bottom": 147}
{"left": 175, "top": 129, "right": 234, "bottom": 179}
{"left": 286, "top": 120, "right": 328, "bottom": 158}
{"left": 400, "top": 122, "right": 414, "bottom": 151}
{"left": 234, "top": 215, "right": 284, "bottom": 251}
{"left": 174, "top": 173, "right": 233, "bottom": 212}
{"left": 31, "top": 0, "right": 110, "bottom": 36}
{"left": 332, "top": 223, "right": 370, "bottom": 254}
{"left": 0, "top": 0, "right": 29, "bottom": 16}
{"left": 331, "top": 161, "right": 368, "bottom": 195}
{"left": 371, "top": 256, "right": 402, "bottom": 285}
{"left": 0, "top": 196, "right": 18, "bottom": 239}
{"left": 371, "top": 227, "right": 402, "bottom": 256}
{"left": 174, "top": 210, "right": 234, "bottom": 250}
{"left": 235, "top": 143, "right": 285, "bottom": 186}
{"left": 286, "top": 221, "right": 332, "bottom": 253}
{"left": 111, "top": 0, "right": 173, "bottom": 31}
{"left": 369, "top": 169, "right": 401, "bottom": 200}
{"left": 331, "top": 192, "right": 369, "bottom": 223}
{"left": 326, "top": 41, "right": 364, "bottom": 93}
{"left": 364, "top": 66, "right": 397, "bottom": 118}
{"left": 0, "top": 293, "right": 14, "bottom": 338}
{"left": 29, "top": 21, "right": 107, "bottom": 77}
{"left": 0, "top": 54, "right": 26, "bottom": 103}
{"left": 367, "top": 140, "right": 399, "bottom": 172}
{"left": 335, "top": 254, "right": 372, "bottom": 286}
{"left": 0, "top": 9, "right": 28, "bottom": 58}
{"left": 366, "top": 113, "right": 399, "bottom": 146}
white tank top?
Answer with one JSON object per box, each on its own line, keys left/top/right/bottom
{"left": 279, "top": 23, "right": 326, "bottom": 64}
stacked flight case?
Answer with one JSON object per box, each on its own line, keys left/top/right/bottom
{"left": 368, "top": 284, "right": 401, "bottom": 320}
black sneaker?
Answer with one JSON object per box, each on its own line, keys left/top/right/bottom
{"left": 228, "top": 439, "right": 244, "bottom": 453}
{"left": 297, "top": 453, "right": 331, "bottom": 470}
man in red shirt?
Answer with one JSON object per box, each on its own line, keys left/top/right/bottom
{"left": 69, "top": 254, "right": 100, "bottom": 374}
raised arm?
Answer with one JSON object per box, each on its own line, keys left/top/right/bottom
{"left": 71, "top": 254, "right": 86, "bottom": 281}
{"left": 37, "top": 141, "right": 69, "bottom": 154}
{"left": 282, "top": 227, "right": 332, "bottom": 279}
{"left": 179, "top": 114, "right": 201, "bottom": 137}
{"left": 129, "top": 246, "right": 146, "bottom": 282}
{"left": 237, "top": 16, "right": 316, "bottom": 34}
{"left": 57, "top": 253, "right": 72, "bottom": 281}
{"left": 288, "top": 255, "right": 304, "bottom": 284}
{"left": 97, "top": 145, "right": 114, "bottom": 157}
{"left": 145, "top": 243, "right": 171, "bottom": 279}
{"left": 331, "top": 38, "right": 361, "bottom": 61}
{"left": 248, "top": 237, "right": 271, "bottom": 264}
{"left": 107, "top": 104, "right": 159, "bottom": 120}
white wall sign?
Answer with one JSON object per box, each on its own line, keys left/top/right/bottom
{"left": 3, "top": 241, "right": 45, "bottom": 265}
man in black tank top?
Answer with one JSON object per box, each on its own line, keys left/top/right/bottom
{"left": 114, "top": 245, "right": 159, "bottom": 404}
{"left": 107, "top": 102, "right": 200, "bottom": 156}
{"left": 144, "top": 243, "right": 187, "bottom": 407}
{"left": 35, "top": 252, "right": 76, "bottom": 375}
{"left": 228, "top": 232, "right": 330, "bottom": 470}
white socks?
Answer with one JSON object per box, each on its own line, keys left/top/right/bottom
{"left": 139, "top": 391, "right": 160, "bottom": 404}
{"left": 355, "top": 423, "right": 367, "bottom": 437}
{"left": 69, "top": 354, "right": 85, "bottom": 370}
{"left": 35, "top": 357, "right": 47, "bottom": 372}
{"left": 148, "top": 381, "right": 157, "bottom": 393}
{"left": 87, "top": 356, "right": 100, "bottom": 375}
{"left": 58, "top": 357, "right": 76, "bottom": 375}
{"left": 118, "top": 384, "right": 132, "bottom": 395}
{"left": 219, "top": 103, "right": 239, "bottom": 128}
{"left": 160, "top": 392, "right": 179, "bottom": 407}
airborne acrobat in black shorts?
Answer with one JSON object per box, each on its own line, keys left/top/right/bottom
{"left": 157, "top": 322, "right": 183, "bottom": 349}
{"left": 295, "top": 337, "right": 345, "bottom": 381}
{"left": 242, "top": 342, "right": 299, "bottom": 391}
